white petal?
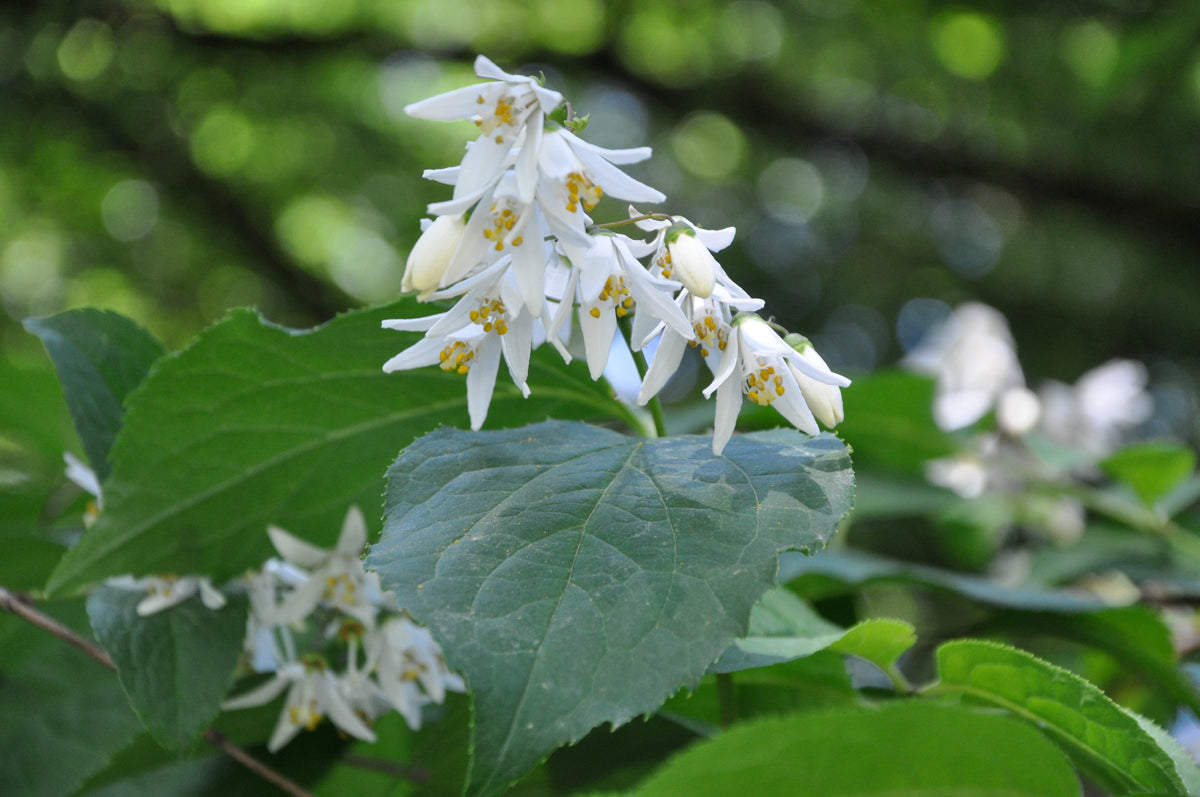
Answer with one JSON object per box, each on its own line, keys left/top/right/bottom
{"left": 466, "top": 336, "right": 503, "bottom": 430}
{"left": 336, "top": 506, "right": 368, "bottom": 556}
{"left": 382, "top": 337, "right": 449, "bottom": 373}
{"left": 199, "top": 579, "right": 227, "bottom": 610}
{"left": 224, "top": 670, "right": 293, "bottom": 711}
{"left": 501, "top": 314, "right": 535, "bottom": 395}
{"left": 637, "top": 330, "right": 688, "bottom": 405}
{"left": 267, "top": 525, "right": 329, "bottom": 569}
{"left": 382, "top": 313, "right": 445, "bottom": 332}
{"left": 317, "top": 671, "right": 376, "bottom": 742}
{"left": 693, "top": 225, "right": 736, "bottom": 252}
{"left": 573, "top": 145, "right": 665, "bottom": 203}
{"left": 711, "top": 377, "right": 742, "bottom": 456}
{"left": 702, "top": 329, "right": 741, "bottom": 399}
{"left": 579, "top": 306, "right": 617, "bottom": 381}
{"left": 561, "top": 131, "right": 652, "bottom": 165}
{"left": 404, "top": 83, "right": 494, "bottom": 121}
{"left": 63, "top": 452, "right": 101, "bottom": 499}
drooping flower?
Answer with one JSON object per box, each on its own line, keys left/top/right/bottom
{"left": 267, "top": 507, "right": 390, "bottom": 628}
{"left": 405, "top": 56, "right": 563, "bottom": 204}
{"left": 105, "top": 574, "right": 227, "bottom": 617}
{"left": 383, "top": 259, "right": 539, "bottom": 429}
{"left": 224, "top": 656, "right": 376, "bottom": 752}
{"left": 370, "top": 616, "right": 466, "bottom": 730}
{"left": 784, "top": 334, "right": 846, "bottom": 430}
{"left": 703, "top": 316, "right": 850, "bottom": 455}
{"left": 402, "top": 214, "right": 466, "bottom": 299}
{"left": 548, "top": 233, "right": 692, "bottom": 379}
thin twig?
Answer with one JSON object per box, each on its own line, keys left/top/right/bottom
{"left": 0, "top": 586, "right": 316, "bottom": 797}
{"left": 0, "top": 587, "right": 114, "bottom": 668}
{"left": 340, "top": 753, "right": 429, "bottom": 783}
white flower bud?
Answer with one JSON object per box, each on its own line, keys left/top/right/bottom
{"left": 666, "top": 231, "right": 716, "bottom": 298}
{"left": 402, "top": 215, "right": 465, "bottom": 297}
{"left": 785, "top": 336, "right": 845, "bottom": 429}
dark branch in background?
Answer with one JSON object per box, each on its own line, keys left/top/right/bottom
{"left": 12, "top": 76, "right": 352, "bottom": 325}
{"left": 0, "top": 586, "right": 318, "bottom": 797}
{"left": 571, "top": 50, "right": 1200, "bottom": 257}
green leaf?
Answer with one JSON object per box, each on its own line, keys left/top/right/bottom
{"left": 368, "top": 421, "right": 854, "bottom": 796}
{"left": 46, "top": 300, "right": 633, "bottom": 595}
{"left": 709, "top": 587, "right": 845, "bottom": 673}
{"left": 935, "top": 639, "right": 1186, "bottom": 795}
{"left": 710, "top": 587, "right": 915, "bottom": 678}
{"left": 0, "top": 601, "right": 144, "bottom": 797}
{"left": 24, "top": 308, "right": 166, "bottom": 480}
{"left": 87, "top": 585, "right": 248, "bottom": 754}
{"left": 1101, "top": 442, "right": 1197, "bottom": 508}
{"left": 828, "top": 618, "right": 917, "bottom": 674}
{"left": 635, "top": 701, "right": 1081, "bottom": 796}
{"left": 781, "top": 548, "right": 1107, "bottom": 612}
{"left": 834, "top": 370, "right": 955, "bottom": 474}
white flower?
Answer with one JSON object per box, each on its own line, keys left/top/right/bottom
{"left": 784, "top": 334, "right": 846, "bottom": 429}
{"left": 904, "top": 302, "right": 1025, "bottom": 432}
{"left": 703, "top": 317, "right": 850, "bottom": 455}
{"left": 63, "top": 452, "right": 102, "bottom": 526}
{"left": 536, "top": 129, "right": 664, "bottom": 252}
{"left": 549, "top": 234, "right": 692, "bottom": 380}
{"left": 371, "top": 617, "right": 465, "bottom": 730}
{"left": 1038, "top": 359, "right": 1152, "bottom": 456}
{"left": 405, "top": 56, "right": 563, "bottom": 204}
{"left": 402, "top": 214, "right": 466, "bottom": 299}
{"left": 267, "top": 507, "right": 387, "bottom": 627}
{"left": 224, "top": 658, "right": 376, "bottom": 752}
{"left": 105, "top": 574, "right": 227, "bottom": 617}
{"left": 383, "top": 259, "right": 540, "bottom": 429}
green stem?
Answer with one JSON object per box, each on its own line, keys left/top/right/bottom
{"left": 716, "top": 672, "right": 737, "bottom": 728}
{"left": 618, "top": 314, "right": 666, "bottom": 438}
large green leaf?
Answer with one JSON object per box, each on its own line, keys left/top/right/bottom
{"left": 24, "top": 308, "right": 166, "bottom": 480}
{"left": 368, "top": 421, "right": 854, "bottom": 796}
{"left": 635, "top": 701, "right": 1081, "bottom": 796}
{"left": 87, "top": 585, "right": 248, "bottom": 754}
{"left": 935, "top": 639, "right": 1186, "bottom": 795}
{"left": 46, "top": 301, "right": 634, "bottom": 595}
{"left": 0, "top": 601, "right": 144, "bottom": 797}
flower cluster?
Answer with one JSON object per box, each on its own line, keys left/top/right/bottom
{"left": 224, "top": 507, "right": 465, "bottom": 751}
{"left": 384, "top": 56, "right": 848, "bottom": 454}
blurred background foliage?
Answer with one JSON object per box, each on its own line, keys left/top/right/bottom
{"left": 3, "top": 0, "right": 1200, "bottom": 459}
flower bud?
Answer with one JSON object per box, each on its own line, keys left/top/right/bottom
{"left": 666, "top": 230, "right": 716, "bottom": 298}
{"left": 402, "top": 215, "right": 465, "bottom": 298}
{"left": 784, "top": 334, "right": 845, "bottom": 428}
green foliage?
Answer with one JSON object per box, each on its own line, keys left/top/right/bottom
{"left": 46, "top": 301, "right": 633, "bottom": 595}
{"left": 24, "top": 309, "right": 166, "bottom": 480}
{"left": 635, "top": 701, "right": 1082, "bottom": 797}
{"left": 87, "top": 585, "right": 248, "bottom": 754}
{"left": 935, "top": 639, "right": 1187, "bottom": 795}
{"left": 0, "top": 601, "right": 144, "bottom": 797}
{"left": 369, "top": 421, "right": 854, "bottom": 795}
{"left": 1102, "top": 442, "right": 1197, "bottom": 508}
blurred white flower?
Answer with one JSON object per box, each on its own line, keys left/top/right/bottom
{"left": 106, "top": 574, "right": 226, "bottom": 617}
{"left": 1038, "top": 359, "right": 1152, "bottom": 456}
{"left": 224, "top": 658, "right": 376, "bottom": 752}
{"left": 904, "top": 302, "right": 1025, "bottom": 432}
{"left": 370, "top": 617, "right": 466, "bottom": 730}
{"left": 267, "top": 507, "right": 389, "bottom": 627}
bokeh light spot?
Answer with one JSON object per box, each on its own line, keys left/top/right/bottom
{"left": 57, "top": 19, "right": 115, "bottom": 82}
{"left": 758, "top": 158, "right": 825, "bottom": 224}
{"left": 535, "top": 0, "right": 606, "bottom": 54}
{"left": 1061, "top": 20, "right": 1118, "bottom": 88}
{"left": 190, "top": 107, "right": 255, "bottom": 177}
{"left": 671, "top": 112, "right": 745, "bottom": 180}
{"left": 930, "top": 12, "right": 1005, "bottom": 80}
{"left": 102, "top": 180, "right": 160, "bottom": 242}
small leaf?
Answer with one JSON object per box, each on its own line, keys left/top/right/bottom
{"left": 369, "top": 421, "right": 854, "bottom": 796}
{"left": 24, "top": 308, "right": 166, "bottom": 480}
{"left": 709, "top": 588, "right": 844, "bottom": 673}
{"left": 87, "top": 585, "right": 248, "bottom": 754}
{"left": 828, "top": 618, "right": 917, "bottom": 674}
{"left": 935, "top": 639, "right": 1185, "bottom": 795}
{"left": 1101, "top": 442, "right": 1197, "bottom": 508}
{"left": 635, "top": 701, "right": 1081, "bottom": 796}
{"left": 0, "top": 601, "right": 144, "bottom": 797}
{"left": 46, "top": 300, "right": 633, "bottom": 595}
